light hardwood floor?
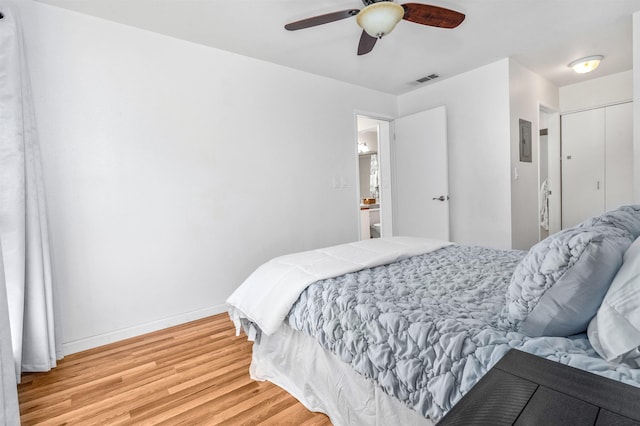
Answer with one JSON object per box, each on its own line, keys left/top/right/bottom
{"left": 18, "top": 313, "right": 332, "bottom": 425}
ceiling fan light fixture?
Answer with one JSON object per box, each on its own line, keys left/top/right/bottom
{"left": 356, "top": 2, "right": 405, "bottom": 39}
{"left": 568, "top": 55, "right": 604, "bottom": 74}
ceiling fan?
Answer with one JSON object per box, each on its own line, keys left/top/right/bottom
{"left": 284, "top": 0, "right": 465, "bottom": 55}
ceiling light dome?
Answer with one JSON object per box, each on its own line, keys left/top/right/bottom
{"left": 568, "top": 55, "right": 604, "bottom": 74}
{"left": 356, "top": 2, "right": 405, "bottom": 39}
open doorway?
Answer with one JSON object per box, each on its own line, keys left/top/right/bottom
{"left": 356, "top": 115, "right": 392, "bottom": 240}
{"left": 538, "top": 105, "right": 560, "bottom": 240}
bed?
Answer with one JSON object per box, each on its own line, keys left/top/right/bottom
{"left": 227, "top": 205, "right": 640, "bottom": 425}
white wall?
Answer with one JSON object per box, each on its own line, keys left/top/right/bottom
{"left": 397, "top": 60, "right": 512, "bottom": 249}
{"left": 508, "top": 60, "right": 559, "bottom": 250}
{"left": 18, "top": 1, "right": 396, "bottom": 354}
{"left": 560, "top": 70, "right": 633, "bottom": 113}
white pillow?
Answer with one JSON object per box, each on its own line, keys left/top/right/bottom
{"left": 587, "top": 236, "right": 640, "bottom": 363}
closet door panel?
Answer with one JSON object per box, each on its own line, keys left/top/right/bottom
{"left": 561, "top": 108, "right": 605, "bottom": 229}
{"left": 605, "top": 102, "right": 633, "bottom": 210}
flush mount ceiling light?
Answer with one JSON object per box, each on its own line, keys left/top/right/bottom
{"left": 568, "top": 55, "right": 604, "bottom": 74}
{"left": 356, "top": 2, "right": 405, "bottom": 39}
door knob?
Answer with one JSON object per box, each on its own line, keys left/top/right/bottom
{"left": 432, "top": 195, "right": 449, "bottom": 201}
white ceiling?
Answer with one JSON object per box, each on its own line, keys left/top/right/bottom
{"left": 34, "top": 0, "right": 640, "bottom": 95}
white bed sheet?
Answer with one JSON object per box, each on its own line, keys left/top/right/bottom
{"left": 251, "top": 323, "right": 434, "bottom": 426}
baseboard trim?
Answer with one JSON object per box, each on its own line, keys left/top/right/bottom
{"left": 61, "top": 304, "right": 228, "bottom": 355}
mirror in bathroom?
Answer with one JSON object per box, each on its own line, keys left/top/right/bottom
{"left": 358, "top": 127, "right": 379, "bottom": 201}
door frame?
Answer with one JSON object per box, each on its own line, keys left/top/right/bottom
{"left": 538, "top": 104, "right": 561, "bottom": 237}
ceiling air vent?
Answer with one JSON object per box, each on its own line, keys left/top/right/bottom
{"left": 411, "top": 74, "right": 440, "bottom": 85}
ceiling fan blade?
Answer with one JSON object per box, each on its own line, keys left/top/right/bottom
{"left": 357, "top": 30, "right": 377, "bottom": 56}
{"left": 285, "top": 9, "right": 360, "bottom": 31}
{"left": 401, "top": 3, "right": 465, "bottom": 29}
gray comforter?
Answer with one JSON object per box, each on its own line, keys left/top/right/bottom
{"left": 286, "top": 245, "right": 640, "bottom": 421}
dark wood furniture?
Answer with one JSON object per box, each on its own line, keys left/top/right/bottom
{"left": 438, "top": 349, "right": 640, "bottom": 425}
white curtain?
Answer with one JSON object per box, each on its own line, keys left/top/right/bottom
{"left": 0, "top": 1, "right": 60, "bottom": 394}
{"left": 0, "top": 238, "right": 19, "bottom": 426}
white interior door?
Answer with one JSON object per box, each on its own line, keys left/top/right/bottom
{"left": 561, "top": 108, "right": 605, "bottom": 229}
{"left": 394, "top": 106, "right": 449, "bottom": 240}
{"left": 605, "top": 102, "right": 633, "bottom": 210}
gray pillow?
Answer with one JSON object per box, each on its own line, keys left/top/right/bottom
{"left": 505, "top": 225, "right": 632, "bottom": 337}
{"left": 578, "top": 205, "right": 640, "bottom": 239}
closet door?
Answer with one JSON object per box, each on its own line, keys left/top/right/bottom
{"left": 605, "top": 102, "right": 633, "bottom": 210}
{"left": 561, "top": 108, "right": 605, "bottom": 229}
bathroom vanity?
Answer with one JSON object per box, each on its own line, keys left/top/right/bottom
{"left": 360, "top": 204, "right": 380, "bottom": 239}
